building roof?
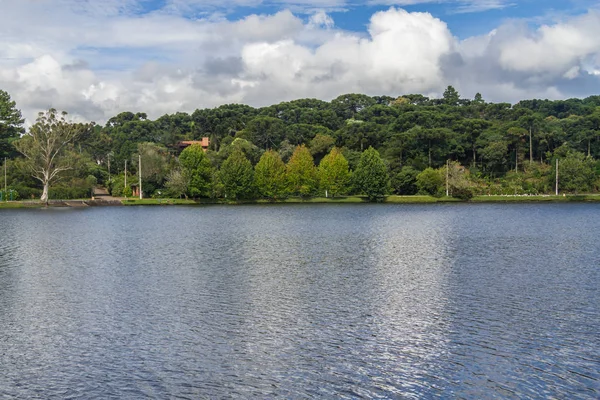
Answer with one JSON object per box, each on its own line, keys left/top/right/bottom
{"left": 178, "top": 138, "right": 210, "bottom": 148}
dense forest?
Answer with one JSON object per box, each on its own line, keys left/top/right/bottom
{"left": 1, "top": 86, "right": 600, "bottom": 201}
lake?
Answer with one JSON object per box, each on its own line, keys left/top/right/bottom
{"left": 0, "top": 204, "right": 599, "bottom": 398}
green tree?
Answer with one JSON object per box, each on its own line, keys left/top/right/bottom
{"left": 353, "top": 146, "right": 389, "bottom": 201}
{"left": 179, "top": 144, "right": 212, "bottom": 198}
{"left": 286, "top": 145, "right": 317, "bottom": 196}
{"left": 0, "top": 90, "right": 24, "bottom": 159}
{"left": 14, "top": 109, "right": 92, "bottom": 203}
{"left": 506, "top": 126, "right": 528, "bottom": 172}
{"left": 255, "top": 150, "right": 287, "bottom": 199}
{"left": 241, "top": 116, "right": 286, "bottom": 150}
{"left": 318, "top": 147, "right": 351, "bottom": 197}
{"left": 447, "top": 161, "right": 474, "bottom": 200}
{"left": 453, "top": 118, "right": 491, "bottom": 166}
{"left": 165, "top": 169, "right": 189, "bottom": 199}
{"left": 220, "top": 149, "right": 254, "bottom": 200}
{"left": 556, "top": 150, "right": 596, "bottom": 193}
{"left": 443, "top": 85, "right": 460, "bottom": 106}
{"left": 310, "top": 133, "right": 335, "bottom": 164}
{"left": 331, "top": 93, "right": 376, "bottom": 120}
{"left": 392, "top": 166, "right": 419, "bottom": 195}
{"left": 136, "top": 142, "right": 173, "bottom": 196}
{"left": 416, "top": 167, "right": 443, "bottom": 196}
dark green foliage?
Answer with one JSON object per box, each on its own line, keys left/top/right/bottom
{"left": 443, "top": 86, "right": 460, "bottom": 106}
{"left": 452, "top": 186, "right": 474, "bottom": 201}
{"left": 220, "top": 149, "right": 254, "bottom": 200}
{"left": 0, "top": 90, "right": 24, "bottom": 159}
{"left": 392, "top": 166, "right": 419, "bottom": 195}
{"left": 331, "top": 93, "right": 377, "bottom": 120}
{"left": 5, "top": 86, "right": 600, "bottom": 200}
{"left": 353, "top": 147, "right": 389, "bottom": 201}
{"left": 556, "top": 150, "right": 597, "bottom": 193}
{"left": 416, "top": 168, "right": 443, "bottom": 196}
{"left": 241, "top": 116, "right": 286, "bottom": 150}
{"left": 179, "top": 144, "right": 212, "bottom": 198}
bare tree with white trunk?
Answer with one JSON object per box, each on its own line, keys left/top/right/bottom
{"left": 14, "top": 109, "right": 92, "bottom": 204}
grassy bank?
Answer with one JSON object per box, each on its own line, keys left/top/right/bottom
{"left": 3, "top": 194, "right": 600, "bottom": 208}
{"left": 471, "top": 194, "right": 600, "bottom": 202}
{"left": 121, "top": 198, "right": 198, "bottom": 206}
{"left": 0, "top": 201, "right": 46, "bottom": 209}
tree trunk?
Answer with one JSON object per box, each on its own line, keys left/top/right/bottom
{"left": 588, "top": 139, "right": 591, "bottom": 157}
{"left": 41, "top": 182, "right": 49, "bottom": 204}
{"left": 515, "top": 147, "right": 518, "bottom": 173}
{"left": 428, "top": 140, "right": 432, "bottom": 167}
{"left": 472, "top": 144, "right": 476, "bottom": 167}
{"left": 529, "top": 127, "right": 533, "bottom": 164}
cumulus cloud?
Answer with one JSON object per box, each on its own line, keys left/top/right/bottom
{"left": 0, "top": 1, "right": 599, "bottom": 124}
{"left": 451, "top": 10, "right": 600, "bottom": 100}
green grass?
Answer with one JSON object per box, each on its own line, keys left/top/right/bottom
{"left": 0, "top": 201, "right": 42, "bottom": 209}
{"left": 4, "top": 193, "right": 600, "bottom": 208}
{"left": 384, "top": 195, "right": 459, "bottom": 203}
{"left": 121, "top": 198, "right": 198, "bottom": 206}
{"left": 471, "top": 194, "right": 600, "bottom": 202}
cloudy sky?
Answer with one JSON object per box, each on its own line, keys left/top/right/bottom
{"left": 1, "top": 0, "right": 599, "bottom": 123}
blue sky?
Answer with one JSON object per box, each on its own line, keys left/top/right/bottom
{"left": 0, "top": 0, "right": 599, "bottom": 122}
{"left": 131, "top": 0, "right": 598, "bottom": 38}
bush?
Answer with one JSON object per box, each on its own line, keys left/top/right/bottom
{"left": 392, "top": 166, "right": 419, "bottom": 195}
{"left": 452, "top": 186, "right": 474, "bottom": 201}
{"left": 416, "top": 168, "right": 444, "bottom": 196}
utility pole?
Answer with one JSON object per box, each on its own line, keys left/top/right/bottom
{"left": 138, "top": 154, "right": 142, "bottom": 199}
{"left": 446, "top": 159, "right": 449, "bottom": 197}
{"left": 555, "top": 158, "right": 559, "bottom": 196}
{"left": 124, "top": 160, "right": 127, "bottom": 197}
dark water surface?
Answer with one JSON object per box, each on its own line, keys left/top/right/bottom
{"left": 0, "top": 204, "right": 599, "bottom": 399}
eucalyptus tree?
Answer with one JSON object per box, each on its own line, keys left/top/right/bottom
{"left": 14, "top": 109, "right": 92, "bottom": 203}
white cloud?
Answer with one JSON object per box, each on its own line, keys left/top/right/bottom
{"left": 0, "top": 1, "right": 599, "bottom": 125}
{"left": 497, "top": 12, "right": 600, "bottom": 75}
{"left": 308, "top": 10, "right": 335, "bottom": 29}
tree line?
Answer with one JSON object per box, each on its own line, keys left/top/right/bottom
{"left": 1, "top": 86, "right": 600, "bottom": 202}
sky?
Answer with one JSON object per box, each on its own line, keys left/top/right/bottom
{"left": 1, "top": 0, "right": 599, "bottom": 123}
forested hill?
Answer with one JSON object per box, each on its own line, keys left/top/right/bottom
{"left": 2, "top": 87, "right": 600, "bottom": 200}
{"left": 101, "top": 89, "right": 600, "bottom": 171}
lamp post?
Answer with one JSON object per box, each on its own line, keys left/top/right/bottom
{"left": 124, "top": 160, "right": 127, "bottom": 197}
{"left": 138, "top": 154, "right": 142, "bottom": 199}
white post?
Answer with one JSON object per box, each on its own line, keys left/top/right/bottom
{"left": 124, "top": 160, "right": 127, "bottom": 197}
{"left": 555, "top": 158, "right": 559, "bottom": 196}
{"left": 446, "top": 159, "right": 449, "bottom": 197}
{"left": 138, "top": 154, "right": 142, "bottom": 199}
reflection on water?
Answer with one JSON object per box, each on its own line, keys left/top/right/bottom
{"left": 0, "top": 204, "right": 599, "bottom": 398}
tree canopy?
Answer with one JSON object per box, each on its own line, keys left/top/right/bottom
{"left": 4, "top": 87, "right": 600, "bottom": 201}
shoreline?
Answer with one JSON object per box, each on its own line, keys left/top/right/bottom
{"left": 2, "top": 194, "right": 600, "bottom": 208}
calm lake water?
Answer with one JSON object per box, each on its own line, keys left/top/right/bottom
{"left": 0, "top": 204, "right": 599, "bottom": 398}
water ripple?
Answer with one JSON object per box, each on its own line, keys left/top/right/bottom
{"left": 0, "top": 204, "right": 599, "bottom": 398}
